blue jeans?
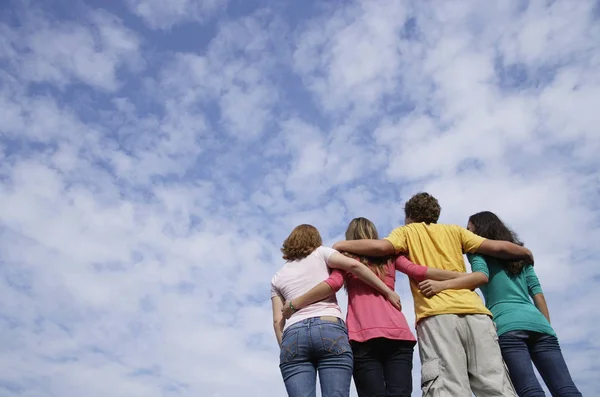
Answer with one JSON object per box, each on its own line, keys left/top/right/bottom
{"left": 279, "top": 317, "right": 353, "bottom": 397}
{"left": 498, "top": 331, "right": 582, "bottom": 397}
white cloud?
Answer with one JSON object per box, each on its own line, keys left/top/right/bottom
{"left": 293, "top": 1, "right": 408, "bottom": 116}
{"left": 127, "top": 0, "right": 226, "bottom": 30}
{"left": 0, "top": 8, "right": 142, "bottom": 91}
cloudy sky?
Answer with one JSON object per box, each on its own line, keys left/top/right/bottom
{"left": 0, "top": 0, "right": 599, "bottom": 396}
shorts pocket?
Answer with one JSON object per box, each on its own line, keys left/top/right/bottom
{"left": 279, "top": 330, "right": 299, "bottom": 364}
{"left": 421, "top": 358, "right": 441, "bottom": 397}
{"left": 319, "top": 324, "right": 351, "bottom": 355}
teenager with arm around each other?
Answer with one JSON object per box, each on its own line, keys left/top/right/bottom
{"left": 270, "top": 224, "right": 401, "bottom": 397}
{"left": 333, "top": 194, "right": 522, "bottom": 396}
{"left": 283, "top": 254, "right": 468, "bottom": 315}
{"left": 419, "top": 211, "right": 581, "bottom": 397}
{"left": 283, "top": 218, "right": 474, "bottom": 397}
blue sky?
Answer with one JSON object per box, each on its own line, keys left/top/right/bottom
{"left": 0, "top": 0, "right": 599, "bottom": 396}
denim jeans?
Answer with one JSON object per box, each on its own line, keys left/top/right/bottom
{"left": 279, "top": 317, "right": 353, "bottom": 397}
{"left": 351, "top": 338, "right": 415, "bottom": 397}
{"left": 498, "top": 330, "right": 582, "bottom": 397}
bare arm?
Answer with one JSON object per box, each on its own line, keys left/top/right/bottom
{"left": 425, "top": 268, "right": 468, "bottom": 281}
{"left": 332, "top": 239, "right": 396, "bottom": 257}
{"left": 476, "top": 240, "right": 534, "bottom": 264}
{"left": 271, "top": 296, "right": 286, "bottom": 346}
{"left": 328, "top": 252, "right": 401, "bottom": 311}
{"left": 281, "top": 270, "right": 344, "bottom": 319}
{"left": 532, "top": 293, "right": 551, "bottom": 323}
{"left": 282, "top": 282, "right": 336, "bottom": 319}
{"left": 395, "top": 256, "right": 465, "bottom": 282}
{"left": 418, "top": 272, "right": 489, "bottom": 298}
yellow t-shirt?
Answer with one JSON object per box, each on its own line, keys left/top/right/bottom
{"left": 385, "top": 223, "right": 492, "bottom": 322}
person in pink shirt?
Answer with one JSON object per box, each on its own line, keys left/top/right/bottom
{"left": 281, "top": 218, "right": 461, "bottom": 397}
{"left": 271, "top": 224, "right": 403, "bottom": 397}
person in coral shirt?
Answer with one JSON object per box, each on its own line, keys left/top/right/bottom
{"left": 282, "top": 218, "right": 465, "bottom": 397}
{"left": 332, "top": 193, "right": 534, "bottom": 396}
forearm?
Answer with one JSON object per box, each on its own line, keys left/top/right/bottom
{"left": 293, "top": 283, "right": 336, "bottom": 310}
{"left": 333, "top": 239, "right": 395, "bottom": 257}
{"left": 273, "top": 319, "right": 285, "bottom": 346}
{"left": 477, "top": 240, "right": 533, "bottom": 262}
{"left": 533, "top": 293, "right": 551, "bottom": 323}
{"left": 350, "top": 263, "right": 393, "bottom": 296}
{"left": 425, "top": 268, "right": 466, "bottom": 281}
{"left": 438, "top": 272, "right": 488, "bottom": 291}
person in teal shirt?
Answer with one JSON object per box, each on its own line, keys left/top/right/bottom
{"left": 467, "top": 253, "right": 555, "bottom": 338}
{"left": 418, "top": 211, "right": 581, "bottom": 397}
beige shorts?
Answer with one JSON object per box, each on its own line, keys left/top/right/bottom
{"left": 417, "top": 314, "right": 516, "bottom": 397}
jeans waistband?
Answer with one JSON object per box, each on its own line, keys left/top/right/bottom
{"left": 286, "top": 316, "right": 346, "bottom": 332}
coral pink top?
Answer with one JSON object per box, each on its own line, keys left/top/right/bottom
{"left": 324, "top": 256, "right": 427, "bottom": 343}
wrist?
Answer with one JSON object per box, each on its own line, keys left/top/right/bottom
{"left": 289, "top": 300, "right": 298, "bottom": 312}
{"left": 332, "top": 241, "right": 345, "bottom": 251}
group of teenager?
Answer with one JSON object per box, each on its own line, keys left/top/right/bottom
{"left": 270, "top": 193, "right": 582, "bottom": 397}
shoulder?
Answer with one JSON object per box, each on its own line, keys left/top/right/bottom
{"left": 440, "top": 224, "right": 465, "bottom": 233}
{"left": 387, "top": 225, "right": 411, "bottom": 239}
{"left": 272, "top": 261, "right": 291, "bottom": 282}
{"left": 523, "top": 264, "right": 537, "bottom": 275}
{"left": 317, "top": 245, "right": 338, "bottom": 258}
{"left": 424, "top": 223, "right": 464, "bottom": 239}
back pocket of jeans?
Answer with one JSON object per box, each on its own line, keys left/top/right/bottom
{"left": 319, "top": 325, "right": 351, "bottom": 355}
{"left": 280, "top": 330, "right": 299, "bottom": 364}
{"left": 421, "top": 358, "right": 441, "bottom": 397}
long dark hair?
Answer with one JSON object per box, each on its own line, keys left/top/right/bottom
{"left": 468, "top": 211, "right": 525, "bottom": 275}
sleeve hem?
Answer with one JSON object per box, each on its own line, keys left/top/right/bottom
{"left": 383, "top": 237, "right": 400, "bottom": 254}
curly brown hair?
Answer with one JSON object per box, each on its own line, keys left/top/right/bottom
{"left": 404, "top": 192, "right": 441, "bottom": 224}
{"left": 281, "top": 224, "right": 323, "bottom": 261}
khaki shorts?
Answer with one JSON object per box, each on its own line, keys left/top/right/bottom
{"left": 417, "top": 314, "right": 516, "bottom": 397}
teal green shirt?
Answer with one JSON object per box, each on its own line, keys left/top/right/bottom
{"left": 467, "top": 254, "right": 555, "bottom": 337}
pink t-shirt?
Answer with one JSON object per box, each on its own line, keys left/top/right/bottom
{"left": 324, "top": 256, "right": 426, "bottom": 343}
{"left": 271, "top": 246, "right": 343, "bottom": 330}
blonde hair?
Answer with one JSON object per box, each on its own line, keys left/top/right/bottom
{"left": 343, "top": 217, "right": 390, "bottom": 281}
{"left": 281, "top": 224, "right": 323, "bottom": 261}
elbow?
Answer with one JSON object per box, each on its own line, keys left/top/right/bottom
{"left": 471, "top": 273, "right": 488, "bottom": 289}
{"left": 376, "top": 242, "right": 395, "bottom": 256}
{"left": 477, "top": 273, "right": 489, "bottom": 284}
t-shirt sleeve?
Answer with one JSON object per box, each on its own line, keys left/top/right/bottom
{"left": 384, "top": 227, "right": 408, "bottom": 254}
{"left": 395, "top": 256, "right": 428, "bottom": 282}
{"left": 458, "top": 226, "right": 487, "bottom": 253}
{"left": 318, "top": 246, "right": 339, "bottom": 264}
{"left": 467, "top": 253, "right": 490, "bottom": 278}
{"left": 323, "top": 269, "right": 345, "bottom": 292}
{"left": 524, "top": 265, "right": 543, "bottom": 297}
{"left": 270, "top": 277, "right": 283, "bottom": 299}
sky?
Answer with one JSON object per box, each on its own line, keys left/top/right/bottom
{"left": 0, "top": 0, "right": 599, "bottom": 396}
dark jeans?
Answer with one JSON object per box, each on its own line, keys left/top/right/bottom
{"left": 498, "top": 330, "right": 582, "bottom": 397}
{"left": 351, "top": 337, "right": 415, "bottom": 397}
{"left": 279, "top": 317, "right": 353, "bottom": 397}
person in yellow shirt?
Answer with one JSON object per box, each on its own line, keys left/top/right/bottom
{"left": 333, "top": 193, "right": 534, "bottom": 397}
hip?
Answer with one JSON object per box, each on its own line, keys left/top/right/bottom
{"left": 280, "top": 316, "right": 352, "bottom": 365}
